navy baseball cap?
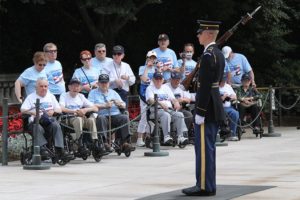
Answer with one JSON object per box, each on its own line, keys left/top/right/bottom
{"left": 171, "top": 72, "right": 181, "bottom": 79}
{"left": 241, "top": 73, "right": 251, "bottom": 81}
{"left": 153, "top": 71, "right": 163, "bottom": 79}
{"left": 68, "top": 78, "right": 81, "bottom": 85}
{"left": 98, "top": 74, "right": 109, "bottom": 83}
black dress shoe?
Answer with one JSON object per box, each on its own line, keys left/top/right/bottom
{"left": 182, "top": 185, "right": 216, "bottom": 196}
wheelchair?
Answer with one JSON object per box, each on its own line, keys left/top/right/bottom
{"left": 60, "top": 114, "right": 110, "bottom": 163}
{"left": 20, "top": 114, "right": 73, "bottom": 166}
{"left": 144, "top": 107, "right": 189, "bottom": 149}
{"left": 235, "top": 98, "right": 264, "bottom": 139}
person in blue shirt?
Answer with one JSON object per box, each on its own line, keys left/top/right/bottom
{"left": 88, "top": 74, "right": 132, "bottom": 151}
{"left": 72, "top": 50, "right": 100, "bottom": 98}
{"left": 15, "top": 51, "right": 47, "bottom": 103}
{"left": 90, "top": 43, "right": 113, "bottom": 74}
{"left": 152, "top": 33, "right": 179, "bottom": 81}
{"left": 222, "top": 46, "right": 256, "bottom": 87}
{"left": 178, "top": 43, "right": 197, "bottom": 81}
{"left": 43, "top": 42, "right": 66, "bottom": 100}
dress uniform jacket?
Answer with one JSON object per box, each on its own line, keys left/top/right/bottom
{"left": 195, "top": 44, "right": 225, "bottom": 123}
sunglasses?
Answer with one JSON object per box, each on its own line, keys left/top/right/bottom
{"left": 81, "top": 57, "right": 91, "bottom": 61}
{"left": 97, "top": 50, "right": 106, "bottom": 53}
{"left": 38, "top": 63, "right": 46, "bottom": 67}
{"left": 46, "top": 50, "right": 57, "bottom": 53}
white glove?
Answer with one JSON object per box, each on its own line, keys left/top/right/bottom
{"left": 195, "top": 114, "right": 205, "bottom": 125}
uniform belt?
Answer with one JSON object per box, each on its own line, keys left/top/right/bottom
{"left": 197, "top": 82, "right": 219, "bottom": 88}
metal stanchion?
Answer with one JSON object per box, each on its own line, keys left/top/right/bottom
{"left": 144, "top": 94, "right": 169, "bottom": 157}
{"left": 263, "top": 86, "right": 281, "bottom": 137}
{"left": 23, "top": 98, "right": 50, "bottom": 170}
{"left": 1, "top": 98, "right": 9, "bottom": 165}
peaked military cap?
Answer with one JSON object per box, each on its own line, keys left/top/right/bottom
{"left": 197, "top": 20, "right": 221, "bottom": 34}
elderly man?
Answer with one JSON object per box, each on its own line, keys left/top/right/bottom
{"left": 236, "top": 73, "right": 262, "bottom": 133}
{"left": 219, "top": 75, "right": 239, "bottom": 141}
{"left": 222, "top": 46, "right": 256, "bottom": 87}
{"left": 164, "top": 71, "right": 193, "bottom": 132}
{"left": 152, "top": 33, "right": 179, "bottom": 82}
{"left": 145, "top": 71, "right": 188, "bottom": 145}
{"left": 59, "top": 78, "right": 99, "bottom": 153}
{"left": 105, "top": 45, "right": 136, "bottom": 103}
{"left": 43, "top": 42, "right": 66, "bottom": 100}
{"left": 21, "top": 78, "right": 70, "bottom": 159}
{"left": 90, "top": 43, "right": 113, "bottom": 74}
{"left": 88, "top": 74, "right": 132, "bottom": 151}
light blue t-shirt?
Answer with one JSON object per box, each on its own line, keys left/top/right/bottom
{"left": 44, "top": 60, "right": 65, "bottom": 95}
{"left": 88, "top": 88, "right": 124, "bottom": 116}
{"left": 18, "top": 66, "right": 47, "bottom": 96}
{"left": 224, "top": 53, "right": 252, "bottom": 84}
{"left": 138, "top": 65, "right": 156, "bottom": 85}
{"left": 90, "top": 57, "right": 113, "bottom": 74}
{"left": 152, "top": 48, "right": 178, "bottom": 81}
{"left": 72, "top": 66, "right": 100, "bottom": 94}
{"left": 177, "top": 59, "right": 197, "bottom": 80}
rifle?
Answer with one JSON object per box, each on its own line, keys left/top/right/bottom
{"left": 182, "top": 6, "right": 262, "bottom": 91}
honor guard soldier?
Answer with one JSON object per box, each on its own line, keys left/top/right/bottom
{"left": 182, "top": 20, "right": 226, "bottom": 196}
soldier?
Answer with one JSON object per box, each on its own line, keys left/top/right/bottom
{"left": 182, "top": 20, "right": 225, "bottom": 196}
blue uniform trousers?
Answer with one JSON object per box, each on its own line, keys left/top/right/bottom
{"left": 194, "top": 122, "right": 218, "bottom": 192}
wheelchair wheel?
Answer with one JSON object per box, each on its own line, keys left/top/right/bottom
{"left": 82, "top": 155, "right": 88, "bottom": 160}
{"left": 125, "top": 150, "right": 131, "bottom": 157}
{"left": 20, "top": 151, "right": 32, "bottom": 165}
{"left": 57, "top": 159, "right": 67, "bottom": 166}
{"left": 92, "top": 152, "right": 102, "bottom": 162}
{"left": 145, "top": 136, "right": 153, "bottom": 149}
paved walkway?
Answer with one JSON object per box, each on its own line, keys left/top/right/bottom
{"left": 0, "top": 127, "right": 300, "bottom": 200}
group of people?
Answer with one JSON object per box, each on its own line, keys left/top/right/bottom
{"left": 14, "top": 25, "right": 262, "bottom": 196}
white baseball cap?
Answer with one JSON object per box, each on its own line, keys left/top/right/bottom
{"left": 146, "top": 50, "right": 157, "bottom": 58}
{"left": 222, "top": 46, "right": 232, "bottom": 59}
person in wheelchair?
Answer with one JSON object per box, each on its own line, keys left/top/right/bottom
{"left": 20, "top": 78, "right": 72, "bottom": 160}
{"left": 88, "top": 74, "right": 132, "bottom": 152}
{"left": 59, "top": 78, "right": 100, "bottom": 154}
{"left": 145, "top": 71, "right": 188, "bottom": 145}
{"left": 164, "top": 71, "right": 193, "bottom": 132}
{"left": 236, "top": 73, "right": 262, "bottom": 133}
{"left": 219, "top": 75, "right": 239, "bottom": 141}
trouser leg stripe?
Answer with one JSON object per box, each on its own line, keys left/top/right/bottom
{"left": 200, "top": 123, "right": 206, "bottom": 190}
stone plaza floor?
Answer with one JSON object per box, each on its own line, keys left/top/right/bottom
{"left": 0, "top": 126, "right": 299, "bottom": 200}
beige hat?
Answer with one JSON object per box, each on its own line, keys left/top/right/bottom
{"left": 146, "top": 50, "right": 157, "bottom": 58}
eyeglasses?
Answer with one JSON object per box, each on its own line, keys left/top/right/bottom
{"left": 38, "top": 63, "right": 46, "bottom": 67}
{"left": 46, "top": 50, "right": 57, "bottom": 53}
{"left": 97, "top": 50, "right": 106, "bottom": 53}
{"left": 81, "top": 57, "right": 91, "bottom": 61}
{"left": 113, "top": 53, "right": 123, "bottom": 56}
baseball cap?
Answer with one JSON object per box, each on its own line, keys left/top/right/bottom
{"left": 146, "top": 50, "right": 157, "bottom": 58}
{"left": 68, "top": 78, "right": 81, "bottom": 85}
{"left": 153, "top": 71, "right": 163, "bottom": 79}
{"left": 112, "top": 45, "right": 124, "bottom": 54}
{"left": 158, "top": 33, "right": 169, "bottom": 41}
{"left": 171, "top": 71, "right": 181, "bottom": 79}
{"left": 222, "top": 46, "right": 232, "bottom": 59}
{"left": 98, "top": 74, "right": 110, "bottom": 83}
{"left": 241, "top": 73, "right": 251, "bottom": 81}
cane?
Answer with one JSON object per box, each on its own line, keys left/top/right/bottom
{"left": 108, "top": 105, "right": 112, "bottom": 147}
